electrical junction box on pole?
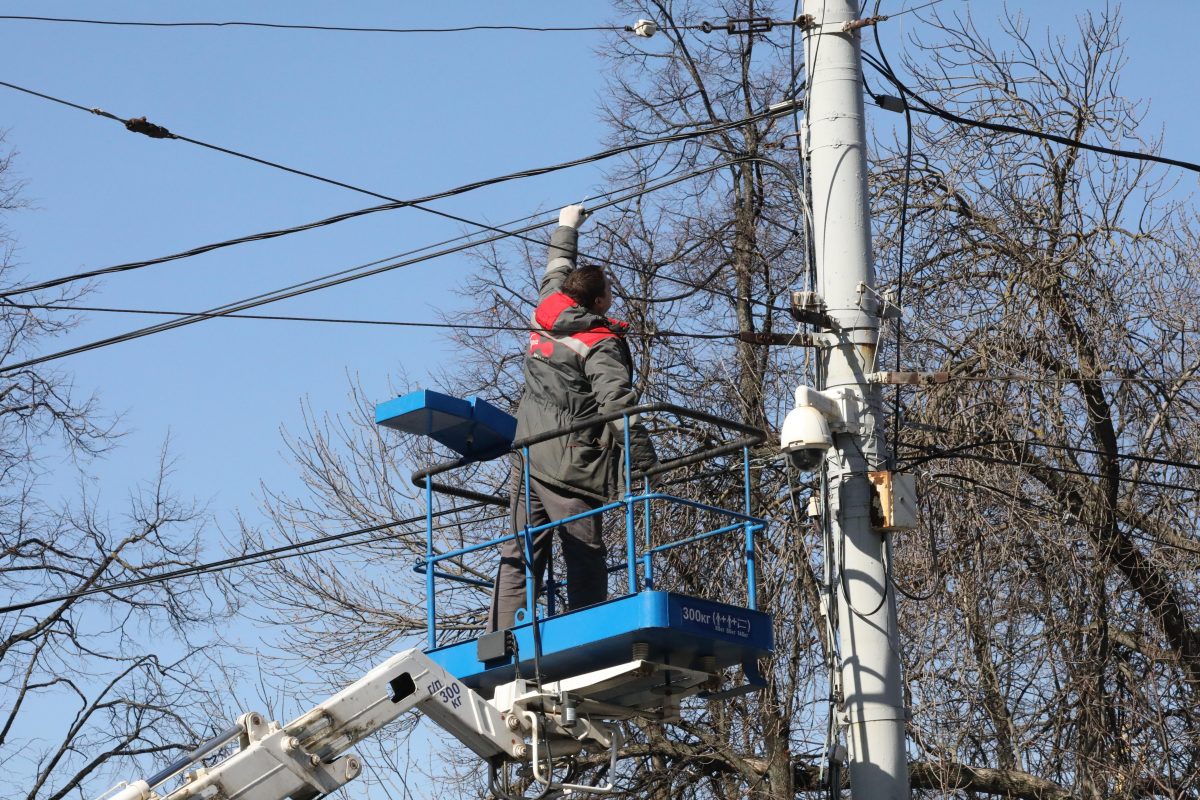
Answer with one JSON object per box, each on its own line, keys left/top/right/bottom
{"left": 868, "top": 471, "right": 917, "bottom": 531}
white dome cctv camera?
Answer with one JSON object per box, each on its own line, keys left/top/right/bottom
{"left": 780, "top": 386, "right": 837, "bottom": 470}
{"left": 780, "top": 404, "right": 832, "bottom": 470}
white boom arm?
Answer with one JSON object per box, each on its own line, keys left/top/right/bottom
{"left": 105, "top": 643, "right": 719, "bottom": 800}
{"left": 108, "top": 647, "right": 523, "bottom": 800}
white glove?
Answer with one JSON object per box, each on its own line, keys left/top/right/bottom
{"left": 558, "top": 204, "right": 589, "bottom": 229}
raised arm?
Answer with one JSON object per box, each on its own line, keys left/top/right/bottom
{"left": 539, "top": 204, "right": 587, "bottom": 300}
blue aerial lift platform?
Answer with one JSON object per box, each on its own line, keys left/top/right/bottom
{"left": 379, "top": 389, "right": 773, "bottom": 714}
{"left": 427, "top": 590, "right": 773, "bottom": 705}
{"left": 105, "top": 392, "right": 776, "bottom": 800}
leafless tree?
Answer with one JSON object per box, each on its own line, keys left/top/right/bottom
{"left": 874, "top": 7, "right": 1200, "bottom": 799}
{"left": 0, "top": 134, "right": 239, "bottom": 800}
{"left": 248, "top": 4, "right": 1200, "bottom": 799}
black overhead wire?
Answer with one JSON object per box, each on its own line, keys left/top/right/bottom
{"left": 859, "top": 0, "right": 953, "bottom": 22}
{"left": 0, "top": 77, "right": 797, "bottom": 300}
{"left": 788, "top": 14, "right": 839, "bottom": 795}
{"left": 0, "top": 502, "right": 502, "bottom": 617}
{"left": 12, "top": 302, "right": 734, "bottom": 340}
{"left": 0, "top": 157, "right": 774, "bottom": 375}
{"left": 0, "top": 216, "right": 545, "bottom": 374}
{"left": 889, "top": 0, "right": 952, "bottom": 16}
{"left": 2, "top": 451, "right": 762, "bottom": 619}
{"left": 870, "top": 1, "right": 914, "bottom": 469}
{"left": 898, "top": 434, "right": 1200, "bottom": 474}
{"left": 859, "top": 52, "right": 1200, "bottom": 175}
{"left": 0, "top": 87, "right": 611, "bottom": 294}
{"left": 957, "top": 373, "right": 1200, "bottom": 385}
{"left": 859, "top": 29, "right": 1200, "bottom": 481}
{"left": 886, "top": 527, "right": 941, "bottom": 602}
{"left": 0, "top": 15, "right": 632, "bottom": 34}
{"left": 0, "top": 13, "right": 815, "bottom": 36}
{"left": 904, "top": 444, "right": 1200, "bottom": 495}
{"left": 867, "top": 367, "right": 1200, "bottom": 386}
{"left": 931, "top": 472, "right": 1200, "bottom": 557}
{"left": 0, "top": 77, "right": 806, "bottom": 362}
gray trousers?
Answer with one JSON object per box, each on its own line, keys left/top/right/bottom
{"left": 487, "top": 475, "right": 607, "bottom": 632}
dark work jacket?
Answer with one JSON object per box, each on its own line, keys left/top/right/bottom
{"left": 514, "top": 225, "right": 658, "bottom": 500}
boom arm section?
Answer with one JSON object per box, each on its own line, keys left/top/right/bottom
{"left": 111, "top": 647, "right": 522, "bottom": 800}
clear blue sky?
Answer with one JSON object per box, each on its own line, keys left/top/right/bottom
{"left": 2, "top": 1, "right": 1198, "bottom": 796}
{"left": 3, "top": 0, "right": 1197, "bottom": 540}
{"left": 1, "top": 2, "right": 634, "bottom": 523}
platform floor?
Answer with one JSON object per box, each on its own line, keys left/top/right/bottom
{"left": 425, "top": 591, "right": 773, "bottom": 699}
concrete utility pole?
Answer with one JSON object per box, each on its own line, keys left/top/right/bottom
{"left": 802, "top": 1, "right": 911, "bottom": 797}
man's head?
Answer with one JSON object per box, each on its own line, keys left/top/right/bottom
{"left": 562, "top": 265, "right": 613, "bottom": 315}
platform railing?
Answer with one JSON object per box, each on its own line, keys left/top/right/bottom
{"left": 411, "top": 403, "right": 767, "bottom": 649}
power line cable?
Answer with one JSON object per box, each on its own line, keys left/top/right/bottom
{"left": 873, "top": 367, "right": 1200, "bottom": 385}
{"left": 870, "top": 1, "right": 914, "bottom": 469}
{"left": 0, "top": 502, "right": 501, "bottom": 616}
{"left": 904, "top": 444, "right": 1200, "bottom": 494}
{"left": 11, "top": 301, "right": 735, "bottom": 340}
{"left": 931, "top": 472, "right": 1200, "bottom": 557}
{"left": 0, "top": 15, "right": 634, "bottom": 34}
{"left": 0, "top": 77, "right": 797, "bottom": 299}
{"left": 955, "top": 373, "right": 1200, "bottom": 385}
{"left": 4, "top": 445, "right": 765, "bottom": 619}
{"left": 867, "top": 0, "right": 953, "bottom": 21}
{"left": 0, "top": 157, "right": 775, "bottom": 374}
{"left": 899, "top": 434, "right": 1200, "bottom": 474}
{"left": 0, "top": 13, "right": 818, "bottom": 36}
{"left": 12, "top": 71, "right": 596, "bottom": 291}
{"left": 860, "top": 54, "right": 1200, "bottom": 175}
{"left": 1, "top": 78, "right": 802, "bottom": 342}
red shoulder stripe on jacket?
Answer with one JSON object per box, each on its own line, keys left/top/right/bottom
{"left": 572, "top": 329, "right": 619, "bottom": 348}
{"left": 534, "top": 292, "right": 576, "bottom": 330}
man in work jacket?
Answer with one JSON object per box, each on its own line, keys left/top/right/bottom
{"left": 488, "top": 204, "right": 658, "bottom": 632}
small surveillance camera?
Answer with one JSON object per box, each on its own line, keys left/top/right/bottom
{"left": 780, "top": 403, "right": 832, "bottom": 471}
{"left": 786, "top": 447, "right": 826, "bottom": 471}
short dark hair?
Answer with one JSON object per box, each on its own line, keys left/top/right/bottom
{"left": 561, "top": 265, "right": 608, "bottom": 309}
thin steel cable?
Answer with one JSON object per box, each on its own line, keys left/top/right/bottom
{"left": 898, "top": 435, "right": 1200, "bottom": 474}
{"left": 11, "top": 302, "right": 735, "bottom": 340}
{"left": 955, "top": 373, "right": 1200, "bottom": 385}
{"left": 871, "top": 1, "right": 914, "bottom": 469}
{"left": 0, "top": 14, "right": 816, "bottom": 35}
{"left": 0, "top": 76, "right": 797, "bottom": 298}
{"left": 905, "top": 445, "right": 1200, "bottom": 494}
{"left": 860, "top": 55, "right": 1200, "bottom": 174}
{"left": 883, "top": 0, "right": 951, "bottom": 19}
{"left": 931, "top": 472, "right": 1200, "bottom": 557}
{"left": 0, "top": 15, "right": 632, "bottom": 34}
{"left": 0, "top": 158, "right": 780, "bottom": 374}
{"left": 0, "top": 503, "right": 502, "bottom": 616}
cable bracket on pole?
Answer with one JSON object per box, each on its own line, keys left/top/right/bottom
{"left": 737, "top": 331, "right": 819, "bottom": 347}
{"left": 790, "top": 290, "right": 838, "bottom": 330}
{"left": 843, "top": 15, "right": 888, "bottom": 32}
{"left": 767, "top": 98, "right": 805, "bottom": 115}
{"left": 699, "top": 16, "right": 815, "bottom": 35}
{"left": 866, "top": 371, "right": 949, "bottom": 386}
{"left": 702, "top": 16, "right": 774, "bottom": 34}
